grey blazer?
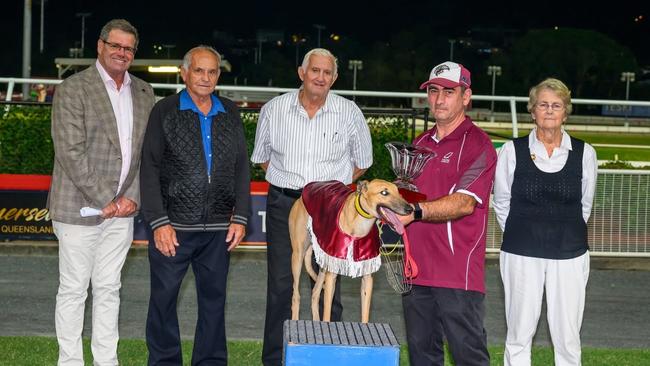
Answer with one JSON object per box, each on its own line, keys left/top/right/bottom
{"left": 47, "top": 64, "right": 155, "bottom": 225}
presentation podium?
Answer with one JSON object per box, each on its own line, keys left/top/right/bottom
{"left": 283, "top": 319, "right": 400, "bottom": 365}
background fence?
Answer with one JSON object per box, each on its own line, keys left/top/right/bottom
{"left": 486, "top": 169, "right": 650, "bottom": 257}
{"left": 3, "top": 77, "right": 650, "bottom": 136}
{"left": 1, "top": 88, "right": 649, "bottom": 257}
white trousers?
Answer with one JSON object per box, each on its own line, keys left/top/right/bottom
{"left": 53, "top": 218, "right": 133, "bottom": 366}
{"left": 500, "top": 251, "right": 590, "bottom": 366}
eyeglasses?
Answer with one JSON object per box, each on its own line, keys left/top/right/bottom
{"left": 101, "top": 39, "right": 137, "bottom": 55}
{"left": 535, "top": 102, "right": 565, "bottom": 112}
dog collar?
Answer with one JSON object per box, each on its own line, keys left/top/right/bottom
{"left": 354, "top": 193, "right": 374, "bottom": 219}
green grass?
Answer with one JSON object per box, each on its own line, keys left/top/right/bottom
{"left": 0, "top": 337, "right": 263, "bottom": 366}
{"left": 484, "top": 129, "right": 650, "bottom": 164}
{"left": 484, "top": 129, "right": 650, "bottom": 146}
{"left": 592, "top": 147, "right": 650, "bottom": 162}
{"left": 2, "top": 336, "right": 649, "bottom": 365}
{"left": 567, "top": 131, "right": 650, "bottom": 146}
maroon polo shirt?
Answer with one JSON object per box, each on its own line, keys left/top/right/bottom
{"left": 407, "top": 117, "right": 496, "bottom": 293}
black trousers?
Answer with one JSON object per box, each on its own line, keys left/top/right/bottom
{"left": 262, "top": 186, "right": 343, "bottom": 366}
{"left": 402, "top": 285, "right": 489, "bottom": 366}
{"left": 146, "top": 230, "right": 230, "bottom": 366}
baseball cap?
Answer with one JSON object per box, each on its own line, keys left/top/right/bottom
{"left": 419, "top": 61, "right": 471, "bottom": 90}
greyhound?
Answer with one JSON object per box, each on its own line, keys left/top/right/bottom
{"left": 289, "top": 179, "right": 412, "bottom": 323}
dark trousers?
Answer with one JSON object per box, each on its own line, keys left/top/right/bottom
{"left": 146, "top": 229, "right": 230, "bottom": 366}
{"left": 402, "top": 285, "right": 489, "bottom": 366}
{"left": 262, "top": 187, "right": 343, "bottom": 366}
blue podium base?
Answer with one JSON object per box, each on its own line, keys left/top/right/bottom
{"left": 283, "top": 320, "right": 400, "bottom": 366}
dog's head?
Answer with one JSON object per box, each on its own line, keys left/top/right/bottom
{"left": 356, "top": 179, "right": 413, "bottom": 234}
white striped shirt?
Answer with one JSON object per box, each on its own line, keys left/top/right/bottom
{"left": 251, "top": 90, "right": 373, "bottom": 189}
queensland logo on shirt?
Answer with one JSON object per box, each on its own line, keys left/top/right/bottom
{"left": 441, "top": 152, "right": 453, "bottom": 163}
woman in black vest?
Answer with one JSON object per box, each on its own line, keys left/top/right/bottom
{"left": 493, "top": 78, "right": 598, "bottom": 366}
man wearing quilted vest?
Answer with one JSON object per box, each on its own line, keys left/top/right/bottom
{"left": 140, "top": 45, "right": 250, "bottom": 366}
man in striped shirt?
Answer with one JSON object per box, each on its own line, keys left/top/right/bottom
{"left": 251, "top": 48, "right": 373, "bottom": 366}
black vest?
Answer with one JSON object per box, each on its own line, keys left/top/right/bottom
{"left": 159, "top": 99, "right": 241, "bottom": 225}
{"left": 501, "top": 136, "right": 588, "bottom": 259}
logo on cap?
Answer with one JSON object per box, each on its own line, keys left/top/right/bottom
{"left": 433, "top": 64, "right": 450, "bottom": 76}
{"left": 419, "top": 61, "right": 471, "bottom": 90}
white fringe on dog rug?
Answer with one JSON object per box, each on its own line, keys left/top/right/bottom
{"left": 307, "top": 216, "right": 381, "bottom": 278}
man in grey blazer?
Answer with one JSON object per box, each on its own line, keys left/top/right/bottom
{"left": 47, "top": 19, "right": 155, "bottom": 366}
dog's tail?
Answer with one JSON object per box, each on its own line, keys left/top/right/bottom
{"left": 304, "top": 245, "right": 318, "bottom": 281}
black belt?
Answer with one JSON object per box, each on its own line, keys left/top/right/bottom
{"left": 270, "top": 184, "right": 303, "bottom": 199}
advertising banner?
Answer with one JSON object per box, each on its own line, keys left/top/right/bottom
{"left": 0, "top": 176, "right": 271, "bottom": 248}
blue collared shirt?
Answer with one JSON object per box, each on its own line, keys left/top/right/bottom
{"left": 179, "top": 90, "right": 225, "bottom": 179}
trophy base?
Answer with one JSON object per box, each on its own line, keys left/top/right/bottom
{"left": 394, "top": 179, "right": 419, "bottom": 192}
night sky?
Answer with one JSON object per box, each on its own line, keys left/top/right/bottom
{"left": 2, "top": 0, "right": 648, "bottom": 78}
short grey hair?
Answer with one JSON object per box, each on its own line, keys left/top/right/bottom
{"left": 527, "top": 78, "right": 573, "bottom": 115}
{"left": 182, "top": 45, "right": 222, "bottom": 71}
{"left": 301, "top": 48, "right": 338, "bottom": 76}
{"left": 100, "top": 19, "right": 139, "bottom": 49}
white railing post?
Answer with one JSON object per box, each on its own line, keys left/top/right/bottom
{"left": 5, "top": 80, "right": 15, "bottom": 102}
{"left": 509, "top": 97, "right": 518, "bottom": 138}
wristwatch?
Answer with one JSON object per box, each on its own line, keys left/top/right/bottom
{"left": 413, "top": 202, "right": 423, "bottom": 221}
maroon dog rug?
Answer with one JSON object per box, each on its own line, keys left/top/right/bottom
{"left": 302, "top": 181, "right": 381, "bottom": 278}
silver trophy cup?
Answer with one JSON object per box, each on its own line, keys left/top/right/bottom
{"left": 385, "top": 142, "right": 436, "bottom": 192}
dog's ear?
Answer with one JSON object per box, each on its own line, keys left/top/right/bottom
{"left": 356, "top": 180, "right": 368, "bottom": 193}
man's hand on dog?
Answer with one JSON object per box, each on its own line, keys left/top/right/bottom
{"left": 226, "top": 223, "right": 246, "bottom": 251}
{"left": 153, "top": 224, "right": 179, "bottom": 257}
{"left": 399, "top": 203, "right": 416, "bottom": 226}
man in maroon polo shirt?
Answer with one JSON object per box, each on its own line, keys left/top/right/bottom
{"left": 399, "top": 61, "right": 497, "bottom": 366}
